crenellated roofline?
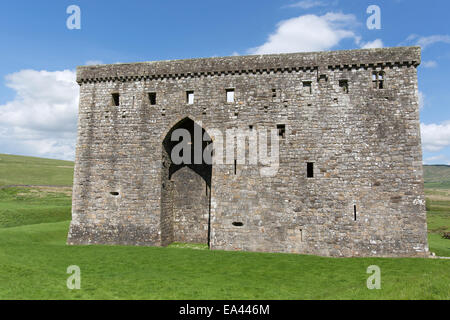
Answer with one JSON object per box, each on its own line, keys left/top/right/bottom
{"left": 76, "top": 46, "right": 421, "bottom": 84}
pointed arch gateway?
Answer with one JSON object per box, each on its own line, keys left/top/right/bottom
{"left": 160, "top": 117, "right": 213, "bottom": 247}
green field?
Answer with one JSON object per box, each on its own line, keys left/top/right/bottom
{"left": 0, "top": 187, "right": 72, "bottom": 228}
{"left": 0, "top": 153, "right": 74, "bottom": 187}
{"left": 424, "top": 165, "right": 450, "bottom": 189}
{"left": 0, "top": 154, "right": 448, "bottom": 300}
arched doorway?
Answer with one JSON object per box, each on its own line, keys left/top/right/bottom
{"left": 160, "top": 118, "right": 212, "bottom": 247}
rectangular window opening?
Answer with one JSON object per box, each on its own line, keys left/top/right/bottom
{"left": 277, "top": 124, "right": 286, "bottom": 139}
{"left": 354, "top": 205, "right": 357, "bottom": 221}
{"left": 272, "top": 88, "right": 277, "bottom": 98}
{"left": 226, "top": 89, "right": 235, "bottom": 103}
{"left": 112, "top": 93, "right": 120, "bottom": 106}
{"left": 372, "top": 73, "right": 378, "bottom": 89}
{"left": 339, "top": 80, "right": 349, "bottom": 93}
{"left": 303, "top": 81, "right": 312, "bottom": 94}
{"left": 186, "top": 91, "right": 194, "bottom": 104}
{"left": 307, "top": 162, "right": 314, "bottom": 178}
{"left": 372, "top": 71, "right": 384, "bottom": 89}
{"left": 234, "top": 159, "right": 237, "bottom": 175}
{"left": 148, "top": 92, "right": 156, "bottom": 105}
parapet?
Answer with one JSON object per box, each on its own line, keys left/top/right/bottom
{"left": 76, "top": 46, "right": 421, "bottom": 84}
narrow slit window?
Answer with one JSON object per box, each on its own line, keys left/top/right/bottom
{"left": 339, "top": 80, "right": 349, "bottom": 93}
{"left": 148, "top": 92, "right": 156, "bottom": 105}
{"left": 277, "top": 124, "right": 286, "bottom": 139}
{"left": 234, "top": 159, "right": 237, "bottom": 175}
{"left": 186, "top": 91, "right": 194, "bottom": 104}
{"left": 112, "top": 93, "right": 120, "bottom": 106}
{"left": 354, "top": 205, "right": 357, "bottom": 221}
{"left": 307, "top": 162, "right": 314, "bottom": 178}
{"left": 226, "top": 89, "right": 235, "bottom": 103}
{"left": 378, "top": 73, "right": 384, "bottom": 89}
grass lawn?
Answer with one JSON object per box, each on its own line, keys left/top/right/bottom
{"left": 0, "top": 221, "right": 448, "bottom": 300}
{"left": 425, "top": 188, "right": 450, "bottom": 257}
{"left": 0, "top": 155, "right": 448, "bottom": 299}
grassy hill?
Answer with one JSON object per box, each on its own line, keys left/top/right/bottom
{"left": 424, "top": 165, "right": 450, "bottom": 189}
{"left": 0, "top": 153, "right": 74, "bottom": 187}
{"left": 423, "top": 165, "right": 450, "bottom": 258}
{"left": 0, "top": 155, "right": 448, "bottom": 299}
{"left": 0, "top": 154, "right": 73, "bottom": 228}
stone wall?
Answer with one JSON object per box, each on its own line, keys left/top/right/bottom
{"left": 68, "top": 46, "right": 429, "bottom": 257}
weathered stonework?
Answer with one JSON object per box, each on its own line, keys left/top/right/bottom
{"left": 68, "top": 46, "right": 429, "bottom": 257}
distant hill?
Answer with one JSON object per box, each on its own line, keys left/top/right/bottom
{"left": 0, "top": 153, "right": 448, "bottom": 190}
{"left": 0, "top": 154, "right": 74, "bottom": 187}
{"left": 424, "top": 165, "right": 450, "bottom": 189}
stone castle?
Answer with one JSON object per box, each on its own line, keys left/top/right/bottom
{"left": 68, "top": 46, "right": 429, "bottom": 257}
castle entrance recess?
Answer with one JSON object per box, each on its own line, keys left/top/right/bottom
{"left": 161, "top": 118, "right": 212, "bottom": 247}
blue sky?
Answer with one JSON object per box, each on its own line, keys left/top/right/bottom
{"left": 0, "top": 0, "right": 449, "bottom": 162}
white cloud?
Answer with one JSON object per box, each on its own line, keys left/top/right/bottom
{"left": 361, "top": 39, "right": 384, "bottom": 49}
{"left": 248, "top": 12, "right": 359, "bottom": 54}
{"left": 0, "top": 69, "right": 79, "bottom": 160}
{"left": 421, "top": 122, "right": 450, "bottom": 152}
{"left": 403, "top": 34, "right": 450, "bottom": 50}
{"left": 424, "top": 155, "right": 447, "bottom": 164}
{"left": 422, "top": 60, "right": 437, "bottom": 68}
{"left": 284, "top": 0, "right": 327, "bottom": 9}
{"left": 85, "top": 60, "right": 103, "bottom": 66}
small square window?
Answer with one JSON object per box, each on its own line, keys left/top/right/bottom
{"left": 226, "top": 89, "right": 235, "bottom": 103}
{"left": 112, "top": 93, "right": 120, "bottom": 106}
{"left": 186, "top": 91, "right": 194, "bottom": 104}
{"left": 372, "top": 71, "right": 384, "bottom": 89}
{"left": 339, "top": 80, "right": 349, "bottom": 94}
{"left": 277, "top": 124, "right": 286, "bottom": 139}
{"left": 302, "top": 81, "right": 312, "bottom": 94}
{"left": 148, "top": 92, "right": 156, "bottom": 105}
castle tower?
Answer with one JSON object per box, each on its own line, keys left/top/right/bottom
{"left": 68, "top": 47, "right": 429, "bottom": 257}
